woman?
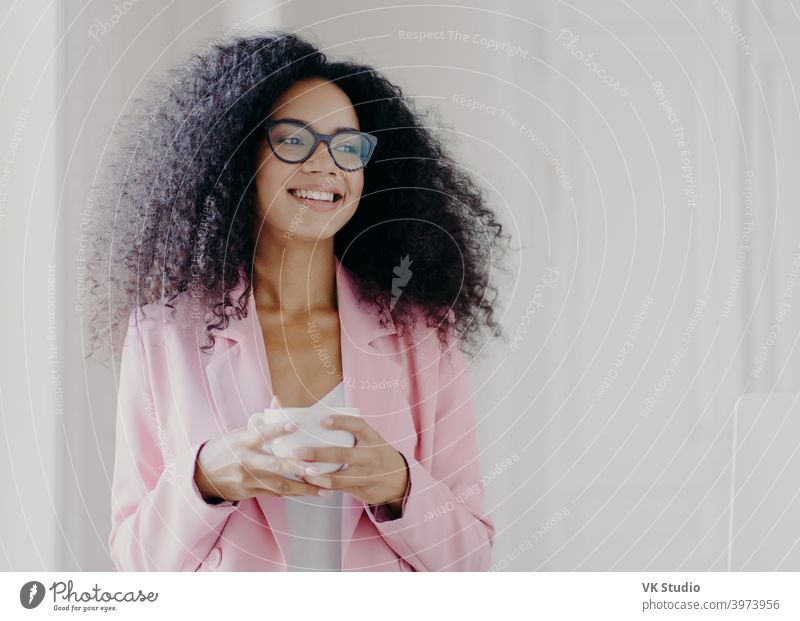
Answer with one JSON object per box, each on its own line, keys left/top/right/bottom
{"left": 85, "top": 31, "right": 510, "bottom": 571}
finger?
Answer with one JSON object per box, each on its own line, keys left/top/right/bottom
{"left": 302, "top": 472, "right": 338, "bottom": 490}
{"left": 290, "top": 444, "right": 370, "bottom": 466}
{"left": 261, "top": 474, "right": 329, "bottom": 497}
{"left": 317, "top": 414, "right": 372, "bottom": 440}
{"left": 250, "top": 453, "right": 307, "bottom": 480}
{"left": 250, "top": 419, "right": 298, "bottom": 445}
{"left": 304, "top": 466, "right": 366, "bottom": 490}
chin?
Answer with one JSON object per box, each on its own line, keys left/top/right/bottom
{"left": 280, "top": 223, "right": 339, "bottom": 241}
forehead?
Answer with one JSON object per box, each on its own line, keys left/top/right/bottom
{"left": 268, "top": 78, "right": 359, "bottom": 132}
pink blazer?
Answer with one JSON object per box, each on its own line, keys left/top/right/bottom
{"left": 108, "top": 257, "right": 494, "bottom": 571}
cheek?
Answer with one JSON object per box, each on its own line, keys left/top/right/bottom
{"left": 257, "top": 162, "right": 293, "bottom": 206}
{"left": 347, "top": 174, "right": 365, "bottom": 199}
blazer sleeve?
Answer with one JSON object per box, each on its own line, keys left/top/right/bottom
{"left": 107, "top": 309, "right": 239, "bottom": 571}
{"left": 365, "top": 332, "right": 495, "bottom": 571}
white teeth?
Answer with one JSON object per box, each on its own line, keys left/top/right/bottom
{"left": 290, "top": 189, "right": 337, "bottom": 202}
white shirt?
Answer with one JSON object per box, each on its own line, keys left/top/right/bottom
{"left": 284, "top": 381, "right": 345, "bottom": 571}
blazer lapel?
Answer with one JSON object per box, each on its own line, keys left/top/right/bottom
{"left": 202, "top": 280, "right": 288, "bottom": 560}
{"left": 202, "top": 257, "right": 411, "bottom": 569}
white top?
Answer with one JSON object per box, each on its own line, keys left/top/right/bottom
{"left": 284, "top": 381, "right": 345, "bottom": 572}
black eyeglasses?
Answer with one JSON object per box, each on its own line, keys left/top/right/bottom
{"left": 263, "top": 118, "right": 378, "bottom": 172}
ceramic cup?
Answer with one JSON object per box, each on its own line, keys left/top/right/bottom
{"left": 247, "top": 406, "right": 361, "bottom": 481}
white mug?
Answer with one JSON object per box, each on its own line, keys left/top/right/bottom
{"left": 248, "top": 406, "right": 361, "bottom": 481}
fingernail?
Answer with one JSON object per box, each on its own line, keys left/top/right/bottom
{"left": 292, "top": 448, "right": 308, "bottom": 459}
{"left": 318, "top": 489, "right": 333, "bottom": 497}
{"left": 284, "top": 422, "right": 297, "bottom": 432}
{"left": 319, "top": 416, "right": 332, "bottom": 427}
{"left": 305, "top": 465, "right": 319, "bottom": 476}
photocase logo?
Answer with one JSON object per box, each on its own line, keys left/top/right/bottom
{"left": 16, "top": 579, "right": 158, "bottom": 613}
{"left": 19, "top": 581, "right": 45, "bottom": 609}
{"left": 390, "top": 255, "right": 413, "bottom": 311}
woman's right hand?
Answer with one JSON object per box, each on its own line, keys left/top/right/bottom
{"left": 194, "top": 418, "right": 329, "bottom": 503}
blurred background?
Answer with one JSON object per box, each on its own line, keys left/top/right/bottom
{"left": 1, "top": 0, "right": 800, "bottom": 571}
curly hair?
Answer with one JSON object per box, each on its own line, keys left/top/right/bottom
{"left": 82, "top": 29, "right": 512, "bottom": 365}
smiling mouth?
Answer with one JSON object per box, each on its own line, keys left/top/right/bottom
{"left": 288, "top": 188, "right": 343, "bottom": 203}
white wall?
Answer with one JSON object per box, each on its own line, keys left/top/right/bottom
{"left": 0, "top": 0, "right": 59, "bottom": 571}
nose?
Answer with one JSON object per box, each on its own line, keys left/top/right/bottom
{"left": 301, "top": 140, "right": 339, "bottom": 174}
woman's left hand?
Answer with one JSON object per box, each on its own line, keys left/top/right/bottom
{"left": 292, "top": 415, "right": 409, "bottom": 512}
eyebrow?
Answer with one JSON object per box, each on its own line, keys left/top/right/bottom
{"left": 270, "top": 117, "right": 360, "bottom": 133}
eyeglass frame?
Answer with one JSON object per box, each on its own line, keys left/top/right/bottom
{"left": 262, "top": 118, "right": 378, "bottom": 172}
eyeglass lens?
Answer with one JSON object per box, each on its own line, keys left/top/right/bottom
{"left": 268, "top": 122, "right": 372, "bottom": 170}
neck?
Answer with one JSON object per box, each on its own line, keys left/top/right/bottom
{"left": 252, "top": 232, "right": 337, "bottom": 315}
